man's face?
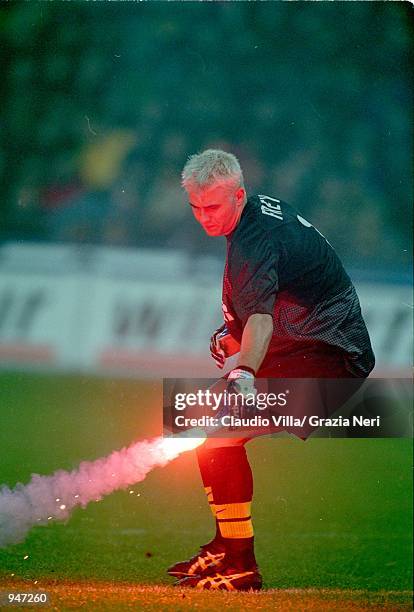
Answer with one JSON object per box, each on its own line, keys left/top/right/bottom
{"left": 187, "top": 183, "right": 246, "bottom": 237}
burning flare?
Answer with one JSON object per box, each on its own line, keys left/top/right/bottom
{"left": 0, "top": 429, "right": 205, "bottom": 548}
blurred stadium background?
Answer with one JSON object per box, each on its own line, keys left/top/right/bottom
{"left": 0, "top": 2, "right": 412, "bottom": 375}
{"left": 0, "top": 2, "right": 412, "bottom": 377}
{"left": 0, "top": 3, "right": 412, "bottom": 606}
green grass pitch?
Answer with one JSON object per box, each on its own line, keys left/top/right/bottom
{"left": 0, "top": 372, "right": 412, "bottom": 610}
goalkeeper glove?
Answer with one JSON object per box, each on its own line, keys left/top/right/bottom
{"left": 226, "top": 366, "right": 257, "bottom": 420}
{"left": 210, "top": 323, "right": 240, "bottom": 369}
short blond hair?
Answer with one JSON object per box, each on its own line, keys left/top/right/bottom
{"left": 181, "top": 149, "right": 244, "bottom": 191}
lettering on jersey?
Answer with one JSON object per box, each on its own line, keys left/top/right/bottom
{"left": 258, "top": 195, "right": 283, "bottom": 220}
{"left": 297, "top": 214, "right": 332, "bottom": 247}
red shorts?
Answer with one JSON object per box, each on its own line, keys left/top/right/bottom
{"left": 201, "top": 344, "right": 363, "bottom": 448}
{"left": 258, "top": 343, "right": 357, "bottom": 379}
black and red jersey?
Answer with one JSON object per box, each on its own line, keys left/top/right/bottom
{"left": 222, "top": 195, "right": 375, "bottom": 377}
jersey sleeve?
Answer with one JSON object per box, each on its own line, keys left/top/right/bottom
{"left": 230, "top": 228, "right": 279, "bottom": 326}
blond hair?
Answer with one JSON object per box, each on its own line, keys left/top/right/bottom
{"left": 181, "top": 149, "right": 244, "bottom": 191}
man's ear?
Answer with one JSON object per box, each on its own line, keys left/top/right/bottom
{"left": 235, "top": 187, "right": 246, "bottom": 206}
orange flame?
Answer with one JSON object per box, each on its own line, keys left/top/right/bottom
{"left": 157, "top": 428, "right": 206, "bottom": 461}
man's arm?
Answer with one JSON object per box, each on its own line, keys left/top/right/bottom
{"left": 236, "top": 313, "right": 273, "bottom": 374}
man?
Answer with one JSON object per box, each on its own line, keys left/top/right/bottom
{"left": 167, "top": 149, "right": 375, "bottom": 591}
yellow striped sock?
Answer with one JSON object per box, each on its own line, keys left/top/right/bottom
{"left": 215, "top": 502, "right": 253, "bottom": 539}
{"left": 204, "top": 486, "right": 216, "bottom": 517}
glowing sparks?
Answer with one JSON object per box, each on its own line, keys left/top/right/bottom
{"left": 23, "top": 555, "right": 29, "bottom": 560}
{"left": 59, "top": 505, "right": 66, "bottom": 510}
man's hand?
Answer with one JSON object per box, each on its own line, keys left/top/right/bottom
{"left": 210, "top": 324, "right": 240, "bottom": 369}
{"left": 226, "top": 367, "right": 257, "bottom": 421}
{"left": 210, "top": 323, "right": 227, "bottom": 369}
{"left": 227, "top": 367, "right": 256, "bottom": 396}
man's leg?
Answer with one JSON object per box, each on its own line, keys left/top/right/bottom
{"left": 166, "top": 439, "right": 234, "bottom": 579}
{"left": 202, "top": 444, "right": 257, "bottom": 571}
{"left": 175, "top": 437, "right": 262, "bottom": 590}
{"left": 196, "top": 444, "right": 223, "bottom": 549}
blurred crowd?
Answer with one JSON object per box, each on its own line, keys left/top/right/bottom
{"left": 1, "top": 2, "right": 412, "bottom": 269}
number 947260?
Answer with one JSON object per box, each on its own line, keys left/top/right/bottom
{"left": 2, "top": 592, "right": 49, "bottom": 606}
